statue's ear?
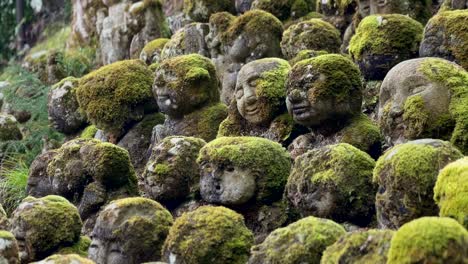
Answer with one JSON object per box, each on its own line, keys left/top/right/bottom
{"left": 184, "top": 68, "right": 211, "bottom": 83}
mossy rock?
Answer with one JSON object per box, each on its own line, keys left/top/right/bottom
{"left": 198, "top": 137, "right": 291, "bottom": 204}
{"left": 340, "top": 114, "right": 382, "bottom": 159}
{"left": 162, "top": 205, "right": 254, "bottom": 264}
{"left": 91, "top": 197, "right": 173, "bottom": 263}
{"left": 387, "top": 217, "right": 468, "bottom": 263}
{"left": 285, "top": 143, "right": 376, "bottom": 226}
{"left": 76, "top": 59, "right": 154, "bottom": 139}
{"left": 31, "top": 254, "right": 95, "bottom": 264}
{"left": 281, "top": 19, "right": 341, "bottom": 60}
{"left": 434, "top": 157, "right": 468, "bottom": 228}
{"left": 0, "top": 230, "right": 19, "bottom": 264}
{"left": 373, "top": 139, "right": 464, "bottom": 229}
{"left": 249, "top": 216, "right": 346, "bottom": 264}
{"left": 349, "top": 14, "right": 423, "bottom": 80}
{"left": 288, "top": 49, "right": 328, "bottom": 66}
{"left": 140, "top": 38, "right": 170, "bottom": 65}
{"left": 80, "top": 125, "right": 98, "bottom": 139}
{"left": 10, "top": 195, "right": 82, "bottom": 262}
{"left": 0, "top": 114, "right": 22, "bottom": 141}
{"left": 420, "top": 10, "right": 468, "bottom": 70}
{"left": 183, "top": 0, "right": 235, "bottom": 22}
{"left": 321, "top": 229, "right": 394, "bottom": 264}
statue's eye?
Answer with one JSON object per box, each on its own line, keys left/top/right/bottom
{"left": 236, "top": 88, "right": 244, "bottom": 98}
{"left": 248, "top": 78, "right": 258, "bottom": 87}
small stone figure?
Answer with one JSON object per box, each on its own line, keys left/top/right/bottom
{"left": 142, "top": 136, "right": 206, "bottom": 208}
{"left": 321, "top": 229, "right": 394, "bottom": 264}
{"left": 285, "top": 143, "right": 376, "bottom": 226}
{"left": 140, "top": 38, "right": 170, "bottom": 64}
{"left": 218, "top": 58, "right": 301, "bottom": 145}
{"left": 369, "top": 0, "right": 433, "bottom": 23}
{"left": 281, "top": 19, "right": 341, "bottom": 60}
{"left": 152, "top": 54, "right": 227, "bottom": 143}
{"left": 434, "top": 157, "right": 468, "bottom": 228}
{"left": 160, "top": 23, "right": 211, "bottom": 61}
{"left": 0, "top": 113, "right": 22, "bottom": 141}
{"left": 349, "top": 14, "right": 423, "bottom": 81}
{"left": 198, "top": 136, "right": 291, "bottom": 241}
{"left": 387, "top": 217, "right": 468, "bottom": 263}
{"left": 162, "top": 206, "right": 254, "bottom": 264}
{"left": 249, "top": 216, "right": 346, "bottom": 264}
{"left": 420, "top": 10, "right": 468, "bottom": 70}
{"left": 89, "top": 198, "right": 173, "bottom": 264}
{"left": 10, "top": 196, "right": 82, "bottom": 263}
{"left": 0, "top": 231, "right": 19, "bottom": 264}
{"left": 286, "top": 54, "right": 382, "bottom": 159}
{"left": 183, "top": 0, "right": 235, "bottom": 22}
{"left": 378, "top": 57, "right": 468, "bottom": 153}
{"left": 316, "top": 0, "right": 356, "bottom": 33}
{"left": 76, "top": 60, "right": 156, "bottom": 142}
{"left": 251, "top": 0, "right": 314, "bottom": 20}
{"left": 373, "top": 139, "right": 463, "bottom": 229}
{"left": 48, "top": 77, "right": 87, "bottom": 135}
{"left": 439, "top": 0, "right": 468, "bottom": 10}
{"left": 220, "top": 10, "right": 283, "bottom": 104}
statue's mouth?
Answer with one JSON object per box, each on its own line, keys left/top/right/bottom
{"left": 245, "top": 105, "right": 259, "bottom": 115}
{"left": 292, "top": 104, "right": 309, "bottom": 115}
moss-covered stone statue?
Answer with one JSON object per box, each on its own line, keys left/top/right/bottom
{"left": 26, "top": 138, "right": 139, "bottom": 234}
{"left": 419, "top": 10, "right": 468, "bottom": 70}
{"left": 316, "top": 0, "right": 356, "bottom": 33}
{"left": 220, "top": 10, "right": 283, "bottom": 104}
{"left": 218, "top": 58, "right": 303, "bottom": 145}
{"left": 98, "top": 0, "right": 170, "bottom": 64}
{"left": 251, "top": 0, "right": 315, "bottom": 20}
{"left": 0, "top": 230, "right": 19, "bottom": 264}
{"left": 281, "top": 19, "right": 341, "bottom": 60}
{"left": 369, "top": 0, "right": 432, "bottom": 23}
{"left": 373, "top": 139, "right": 463, "bottom": 229}
{"left": 197, "top": 137, "right": 291, "bottom": 240}
{"left": 286, "top": 143, "right": 376, "bottom": 226}
{"left": 439, "top": 0, "right": 468, "bottom": 10}
{"left": 321, "top": 229, "right": 394, "bottom": 264}
{"left": 349, "top": 14, "right": 423, "bottom": 81}
{"left": 31, "top": 254, "right": 95, "bottom": 264}
{"left": 378, "top": 58, "right": 468, "bottom": 154}
{"left": 9, "top": 196, "right": 82, "bottom": 263}
{"left": 0, "top": 113, "right": 22, "bottom": 141}
{"left": 183, "top": 0, "right": 235, "bottom": 22}
{"left": 434, "top": 157, "right": 468, "bottom": 228}
{"left": 152, "top": 54, "right": 227, "bottom": 143}
{"left": 142, "top": 136, "right": 206, "bottom": 208}
{"left": 48, "top": 77, "right": 87, "bottom": 135}
{"left": 76, "top": 60, "right": 156, "bottom": 142}
{"left": 140, "top": 38, "right": 170, "bottom": 65}
{"left": 387, "top": 217, "right": 468, "bottom": 263}
{"left": 286, "top": 54, "right": 382, "bottom": 159}
{"left": 249, "top": 216, "right": 346, "bottom": 264}
{"left": 88, "top": 198, "right": 173, "bottom": 264}
{"left": 162, "top": 206, "right": 254, "bottom": 264}
{"left": 160, "top": 23, "right": 211, "bottom": 61}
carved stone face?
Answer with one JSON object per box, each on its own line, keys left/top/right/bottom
{"left": 154, "top": 69, "right": 182, "bottom": 117}
{"left": 378, "top": 59, "right": 450, "bottom": 145}
{"left": 358, "top": 0, "right": 371, "bottom": 17}
{"left": 200, "top": 161, "right": 256, "bottom": 205}
{"left": 88, "top": 239, "right": 130, "bottom": 264}
{"left": 235, "top": 62, "right": 276, "bottom": 125}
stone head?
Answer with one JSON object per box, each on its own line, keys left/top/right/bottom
{"left": 89, "top": 198, "right": 173, "bottom": 264}
{"left": 10, "top": 196, "right": 82, "bottom": 263}
{"left": 235, "top": 58, "right": 290, "bottom": 125}
{"left": 198, "top": 137, "right": 291, "bottom": 206}
{"left": 286, "top": 54, "right": 362, "bottom": 128}
{"left": 143, "top": 136, "right": 206, "bottom": 206}
{"left": 153, "top": 54, "right": 219, "bottom": 118}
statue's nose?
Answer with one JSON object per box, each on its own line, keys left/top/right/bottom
{"left": 288, "top": 89, "right": 303, "bottom": 102}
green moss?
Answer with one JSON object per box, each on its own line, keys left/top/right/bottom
{"left": 387, "top": 217, "right": 468, "bottom": 263}
{"left": 80, "top": 125, "right": 97, "bottom": 139}
{"left": 249, "top": 216, "right": 345, "bottom": 264}
{"left": 341, "top": 114, "right": 382, "bottom": 158}
{"left": 223, "top": 10, "right": 283, "bottom": 43}
{"left": 255, "top": 58, "right": 291, "bottom": 109}
{"left": 76, "top": 59, "right": 153, "bottom": 136}
{"left": 373, "top": 140, "right": 464, "bottom": 228}
{"left": 183, "top": 0, "right": 234, "bottom": 22}
{"left": 29, "top": 26, "right": 71, "bottom": 55}
{"left": 0, "top": 230, "right": 14, "bottom": 239}
{"left": 321, "top": 229, "right": 394, "bottom": 264}
{"left": 434, "top": 157, "right": 468, "bottom": 228}
{"left": 292, "top": 54, "right": 362, "bottom": 102}
{"left": 140, "top": 38, "right": 169, "bottom": 64}
{"left": 57, "top": 236, "right": 91, "bottom": 257}
{"left": 349, "top": 14, "right": 423, "bottom": 60}
{"left": 162, "top": 205, "right": 253, "bottom": 264}
{"left": 198, "top": 137, "right": 291, "bottom": 203}
{"left": 403, "top": 95, "right": 429, "bottom": 137}
{"left": 209, "top": 12, "right": 235, "bottom": 32}
{"left": 11, "top": 195, "right": 82, "bottom": 261}
{"left": 419, "top": 58, "right": 468, "bottom": 154}
{"left": 289, "top": 49, "right": 328, "bottom": 66}
{"left": 191, "top": 103, "right": 228, "bottom": 141}
{"left": 281, "top": 19, "right": 341, "bottom": 59}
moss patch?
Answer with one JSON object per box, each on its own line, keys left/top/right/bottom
{"left": 340, "top": 113, "right": 382, "bottom": 158}
{"left": 222, "top": 10, "right": 283, "bottom": 43}
{"left": 80, "top": 125, "right": 97, "bottom": 139}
